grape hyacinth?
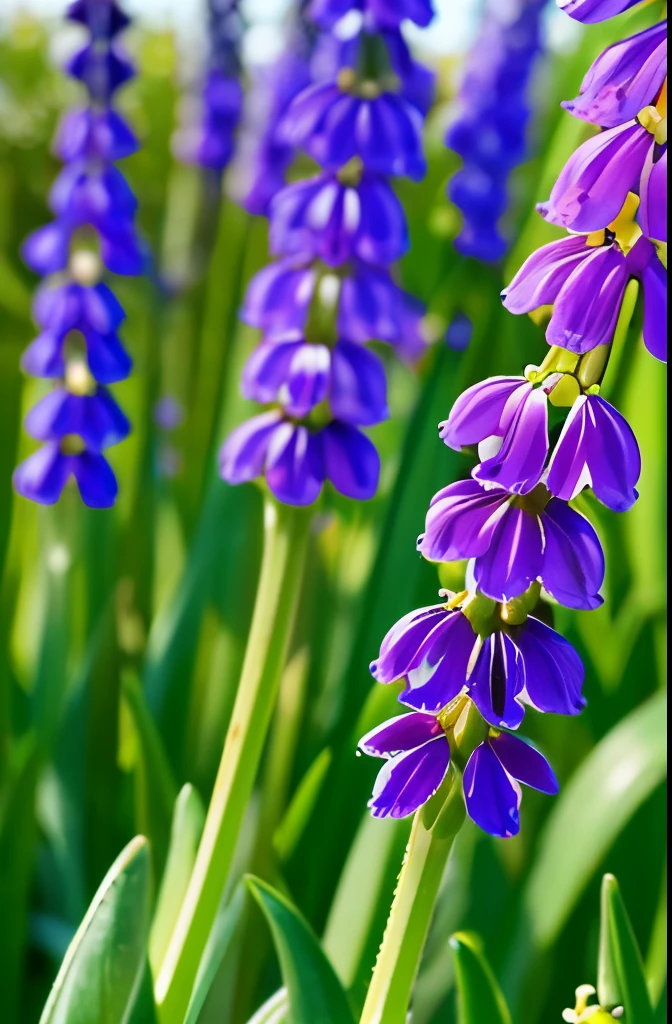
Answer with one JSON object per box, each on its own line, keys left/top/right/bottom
{"left": 14, "top": 0, "right": 142, "bottom": 508}
{"left": 360, "top": 0, "right": 666, "bottom": 837}
{"left": 173, "top": 0, "right": 244, "bottom": 174}
{"left": 220, "top": 0, "right": 437, "bottom": 506}
{"left": 445, "top": 0, "right": 547, "bottom": 263}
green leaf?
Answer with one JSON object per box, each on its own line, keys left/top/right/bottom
{"left": 598, "top": 875, "right": 655, "bottom": 1024}
{"left": 150, "top": 784, "right": 205, "bottom": 978}
{"left": 246, "top": 988, "right": 289, "bottom": 1024}
{"left": 525, "top": 691, "right": 667, "bottom": 947}
{"left": 245, "top": 876, "right": 355, "bottom": 1024}
{"left": 39, "top": 835, "right": 153, "bottom": 1024}
{"left": 450, "top": 932, "right": 512, "bottom": 1024}
{"left": 185, "top": 885, "right": 246, "bottom": 1024}
{"left": 121, "top": 672, "right": 177, "bottom": 878}
{"left": 273, "top": 748, "right": 332, "bottom": 863}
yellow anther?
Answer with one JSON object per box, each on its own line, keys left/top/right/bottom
{"left": 562, "top": 983, "right": 614, "bottom": 1022}
{"left": 65, "top": 358, "right": 96, "bottom": 396}
{"left": 637, "top": 104, "right": 662, "bottom": 134}
{"left": 656, "top": 77, "right": 667, "bottom": 118}
{"left": 336, "top": 67, "right": 357, "bottom": 93}
{"left": 586, "top": 229, "right": 606, "bottom": 248}
{"left": 654, "top": 116, "right": 667, "bottom": 145}
{"left": 60, "top": 434, "right": 86, "bottom": 456}
{"left": 548, "top": 373, "right": 581, "bottom": 408}
{"left": 607, "top": 192, "right": 642, "bottom": 255}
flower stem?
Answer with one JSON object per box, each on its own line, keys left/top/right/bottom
{"left": 154, "top": 496, "right": 312, "bottom": 1023}
{"left": 359, "top": 767, "right": 465, "bottom": 1024}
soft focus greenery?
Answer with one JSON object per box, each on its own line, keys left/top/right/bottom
{"left": 0, "top": 8, "right": 666, "bottom": 1024}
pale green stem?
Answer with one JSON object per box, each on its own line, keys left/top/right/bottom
{"left": 359, "top": 768, "right": 465, "bottom": 1024}
{"left": 154, "top": 496, "right": 312, "bottom": 1023}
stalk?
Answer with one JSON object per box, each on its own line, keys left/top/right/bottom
{"left": 359, "top": 768, "right": 466, "bottom": 1024}
{"left": 154, "top": 496, "right": 312, "bottom": 1023}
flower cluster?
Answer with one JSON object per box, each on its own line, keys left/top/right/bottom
{"left": 220, "top": 0, "right": 437, "bottom": 506}
{"left": 14, "top": 0, "right": 142, "bottom": 508}
{"left": 173, "top": 0, "right": 244, "bottom": 174}
{"left": 360, "top": 0, "right": 666, "bottom": 837}
{"left": 445, "top": 0, "right": 546, "bottom": 263}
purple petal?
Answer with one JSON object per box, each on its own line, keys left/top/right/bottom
{"left": 490, "top": 732, "right": 559, "bottom": 795}
{"left": 547, "top": 394, "right": 641, "bottom": 511}
{"left": 557, "top": 0, "right": 642, "bottom": 24}
{"left": 517, "top": 615, "right": 585, "bottom": 716}
{"left": 502, "top": 234, "right": 596, "bottom": 314}
{"left": 473, "top": 385, "right": 549, "bottom": 495}
{"left": 359, "top": 711, "right": 443, "bottom": 756}
{"left": 337, "top": 263, "right": 401, "bottom": 343}
{"left": 310, "top": 0, "right": 434, "bottom": 29}
{"left": 371, "top": 604, "right": 456, "bottom": 684}
{"left": 538, "top": 121, "right": 653, "bottom": 233}
{"left": 21, "top": 333, "right": 65, "bottom": 379}
{"left": 467, "top": 632, "right": 525, "bottom": 730}
{"left": 463, "top": 741, "right": 521, "bottom": 838}
{"left": 241, "top": 259, "right": 316, "bottom": 335}
{"left": 441, "top": 377, "right": 528, "bottom": 451}
{"left": 321, "top": 421, "right": 380, "bottom": 500}
{"left": 541, "top": 498, "right": 605, "bottom": 610}
{"left": 241, "top": 337, "right": 305, "bottom": 405}
{"left": 71, "top": 451, "right": 118, "bottom": 508}
{"left": 219, "top": 411, "right": 285, "bottom": 485}
{"left": 417, "top": 479, "right": 511, "bottom": 564}
{"left": 472, "top": 504, "right": 545, "bottom": 602}
{"left": 265, "top": 424, "right": 325, "bottom": 506}
{"left": 22, "top": 221, "right": 71, "bottom": 275}
{"left": 639, "top": 147, "right": 667, "bottom": 244}
{"left": 368, "top": 737, "right": 450, "bottom": 819}
{"left": 562, "top": 22, "right": 667, "bottom": 128}
{"left": 639, "top": 242, "right": 668, "bottom": 363}
{"left": 330, "top": 340, "right": 389, "bottom": 426}
{"left": 13, "top": 444, "right": 69, "bottom": 506}
{"left": 547, "top": 241, "right": 628, "bottom": 353}
{"left": 285, "top": 344, "right": 331, "bottom": 418}
{"left": 400, "top": 610, "right": 477, "bottom": 713}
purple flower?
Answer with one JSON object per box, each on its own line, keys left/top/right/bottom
{"left": 67, "top": 41, "right": 135, "bottom": 102}
{"left": 279, "top": 80, "right": 426, "bottom": 180}
{"left": 626, "top": 235, "right": 667, "bottom": 362}
{"left": 13, "top": 443, "right": 118, "bottom": 508}
{"left": 556, "top": 0, "right": 642, "bottom": 24}
{"left": 562, "top": 22, "right": 667, "bottom": 129}
{"left": 54, "top": 107, "right": 138, "bottom": 162}
{"left": 359, "top": 710, "right": 558, "bottom": 836}
{"left": 269, "top": 169, "right": 408, "bottom": 266}
{"left": 67, "top": 0, "right": 130, "bottom": 37}
{"left": 371, "top": 599, "right": 584, "bottom": 724}
{"left": 309, "top": 0, "right": 434, "bottom": 29}
{"left": 440, "top": 375, "right": 550, "bottom": 495}
{"left": 547, "top": 393, "right": 640, "bottom": 511}
{"left": 640, "top": 146, "right": 667, "bottom": 244}
{"left": 537, "top": 118, "right": 655, "bottom": 233}
{"left": 219, "top": 410, "right": 380, "bottom": 505}
{"left": 418, "top": 479, "right": 605, "bottom": 610}
{"left": 24, "top": 387, "right": 130, "bottom": 452}
{"left": 502, "top": 233, "right": 629, "bottom": 354}
{"left": 241, "top": 333, "right": 389, "bottom": 425}
{"left": 174, "top": 70, "right": 243, "bottom": 172}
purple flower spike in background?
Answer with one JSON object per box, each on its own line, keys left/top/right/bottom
{"left": 221, "top": 0, "right": 437, "bottom": 506}
{"left": 445, "top": 0, "right": 546, "bottom": 263}
{"left": 173, "top": 0, "right": 243, "bottom": 173}
{"left": 309, "top": 0, "right": 435, "bottom": 30}
{"left": 15, "top": 0, "right": 140, "bottom": 508}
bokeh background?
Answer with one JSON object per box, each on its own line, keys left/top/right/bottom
{"left": 0, "top": 2, "right": 666, "bottom": 1022}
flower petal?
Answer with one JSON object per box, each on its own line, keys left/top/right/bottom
{"left": 358, "top": 711, "right": 443, "bottom": 757}
{"left": 368, "top": 737, "right": 450, "bottom": 819}
{"left": 541, "top": 498, "right": 605, "bottom": 610}
{"left": 490, "top": 732, "right": 559, "bottom": 795}
{"left": 517, "top": 616, "right": 585, "bottom": 715}
{"left": 463, "top": 740, "right": 521, "bottom": 838}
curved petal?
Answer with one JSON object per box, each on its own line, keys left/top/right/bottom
{"left": 463, "top": 740, "right": 521, "bottom": 838}
{"left": 72, "top": 451, "right": 118, "bottom": 508}
{"left": 516, "top": 616, "right": 585, "bottom": 715}
{"left": 13, "top": 444, "right": 70, "bottom": 506}
{"left": 358, "top": 711, "right": 443, "bottom": 757}
{"left": 371, "top": 603, "right": 454, "bottom": 684}
{"left": 219, "top": 411, "right": 285, "bottom": 485}
{"left": 400, "top": 610, "right": 477, "bottom": 713}
{"left": 440, "top": 377, "right": 527, "bottom": 451}
{"left": 418, "top": 479, "right": 511, "bottom": 564}
{"left": 368, "top": 737, "right": 450, "bottom": 819}
{"left": 639, "top": 146, "right": 667, "bottom": 245}
{"left": 241, "top": 259, "right": 316, "bottom": 335}
{"left": 538, "top": 121, "right": 652, "bottom": 233}
{"left": 502, "top": 234, "right": 593, "bottom": 314}
{"left": 265, "top": 424, "right": 325, "bottom": 506}
{"left": 285, "top": 343, "right": 331, "bottom": 418}
{"left": 473, "top": 384, "right": 549, "bottom": 495}
{"left": 541, "top": 499, "right": 605, "bottom": 610}
{"left": 330, "top": 340, "right": 389, "bottom": 426}
{"left": 547, "top": 394, "right": 641, "bottom": 511}
{"left": 639, "top": 245, "right": 668, "bottom": 362}
{"left": 321, "top": 421, "right": 380, "bottom": 500}
{"left": 473, "top": 504, "right": 545, "bottom": 602}
{"left": 557, "top": 0, "right": 642, "bottom": 23}
{"left": 546, "top": 241, "right": 628, "bottom": 353}
{"left": 490, "top": 732, "right": 559, "bottom": 795}
{"left": 467, "top": 632, "right": 526, "bottom": 730}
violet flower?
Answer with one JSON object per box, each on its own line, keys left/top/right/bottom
{"left": 557, "top": 0, "right": 642, "bottom": 24}
{"left": 371, "top": 596, "right": 585, "bottom": 725}
{"left": 15, "top": 0, "right": 140, "bottom": 508}
{"left": 445, "top": 0, "right": 547, "bottom": 263}
{"left": 418, "top": 479, "right": 605, "bottom": 610}
{"left": 360, "top": 709, "right": 559, "bottom": 837}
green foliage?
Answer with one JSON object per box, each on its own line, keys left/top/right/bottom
{"left": 450, "top": 932, "right": 512, "bottom": 1024}
{"left": 598, "top": 875, "right": 655, "bottom": 1024}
